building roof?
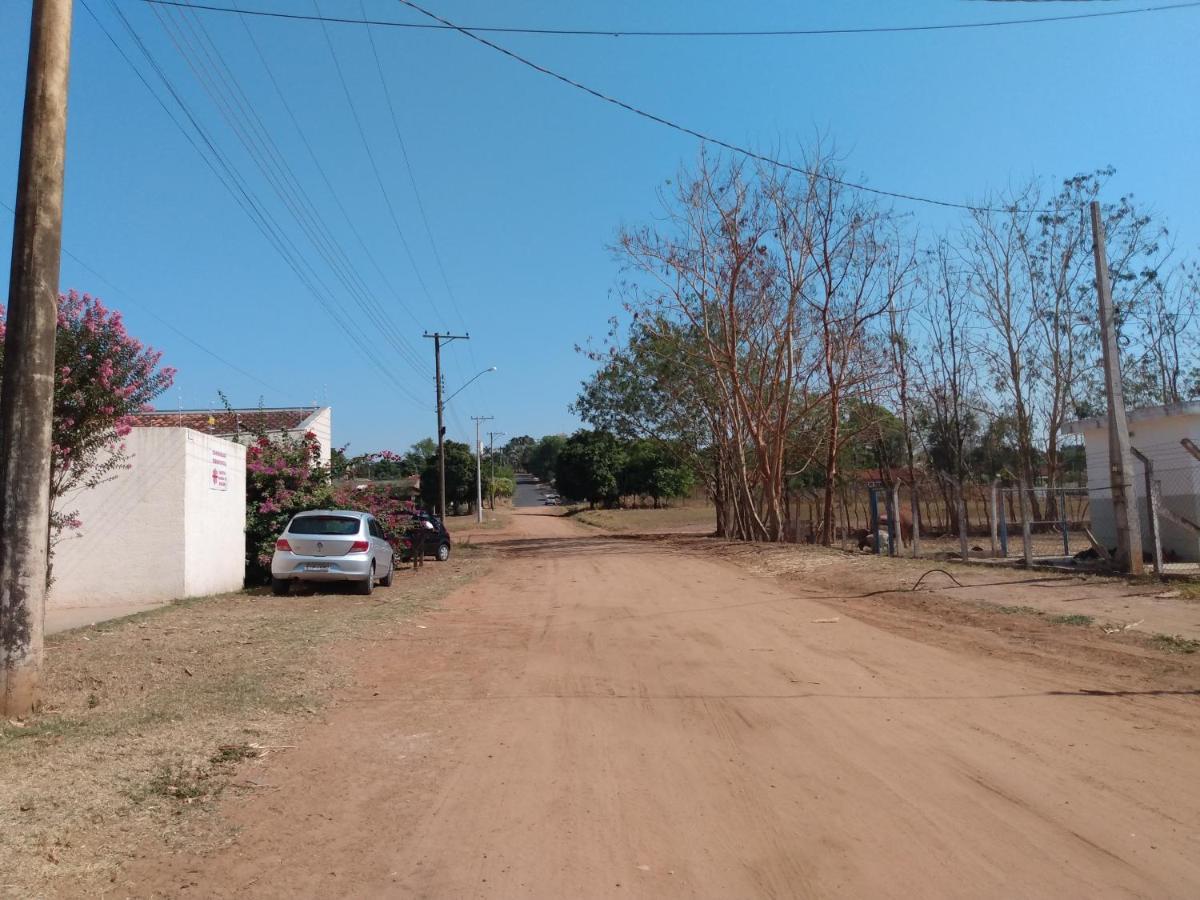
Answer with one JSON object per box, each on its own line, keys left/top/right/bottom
{"left": 133, "top": 407, "right": 321, "bottom": 435}
{"left": 1063, "top": 400, "right": 1200, "bottom": 435}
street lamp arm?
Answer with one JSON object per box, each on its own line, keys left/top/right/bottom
{"left": 442, "top": 366, "right": 497, "bottom": 408}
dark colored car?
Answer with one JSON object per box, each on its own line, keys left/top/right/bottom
{"left": 398, "top": 514, "right": 452, "bottom": 562}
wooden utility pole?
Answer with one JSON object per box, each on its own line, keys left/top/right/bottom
{"left": 423, "top": 332, "right": 468, "bottom": 519}
{"left": 471, "top": 416, "right": 493, "bottom": 524}
{"left": 1090, "top": 201, "right": 1144, "bottom": 575}
{"left": 0, "top": 0, "right": 74, "bottom": 717}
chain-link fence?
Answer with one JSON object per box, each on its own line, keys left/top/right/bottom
{"left": 1134, "top": 453, "right": 1200, "bottom": 574}
{"left": 779, "top": 440, "right": 1200, "bottom": 576}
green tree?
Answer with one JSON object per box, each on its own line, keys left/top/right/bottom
{"left": 556, "top": 430, "right": 625, "bottom": 508}
{"left": 527, "top": 434, "right": 566, "bottom": 483}
{"left": 619, "top": 439, "right": 694, "bottom": 507}
{"left": 503, "top": 435, "right": 537, "bottom": 470}
{"left": 405, "top": 437, "right": 437, "bottom": 474}
{"left": 419, "top": 440, "right": 475, "bottom": 514}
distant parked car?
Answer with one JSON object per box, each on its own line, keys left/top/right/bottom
{"left": 543, "top": 495, "right": 560, "bottom": 506}
{"left": 271, "top": 510, "right": 394, "bottom": 596}
{"left": 398, "top": 513, "right": 452, "bottom": 563}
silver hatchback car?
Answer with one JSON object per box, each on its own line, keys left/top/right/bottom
{"left": 270, "top": 509, "right": 394, "bottom": 596}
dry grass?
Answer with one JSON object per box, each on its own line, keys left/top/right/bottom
{"left": 572, "top": 504, "right": 716, "bottom": 534}
{"left": 444, "top": 507, "right": 512, "bottom": 533}
{"left": 0, "top": 548, "right": 491, "bottom": 898}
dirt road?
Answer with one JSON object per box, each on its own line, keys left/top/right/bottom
{"left": 128, "top": 511, "right": 1200, "bottom": 899}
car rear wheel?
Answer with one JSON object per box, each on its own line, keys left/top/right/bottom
{"left": 436, "top": 542, "right": 450, "bottom": 562}
{"left": 357, "top": 565, "right": 375, "bottom": 595}
{"left": 271, "top": 578, "right": 290, "bottom": 596}
{"left": 380, "top": 555, "right": 394, "bottom": 587}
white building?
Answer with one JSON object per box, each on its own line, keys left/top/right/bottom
{"left": 133, "top": 406, "right": 333, "bottom": 466}
{"left": 1064, "top": 401, "right": 1200, "bottom": 562}
{"left": 50, "top": 428, "right": 247, "bottom": 611}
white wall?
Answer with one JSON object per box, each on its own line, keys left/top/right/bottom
{"left": 183, "top": 431, "right": 247, "bottom": 597}
{"left": 300, "top": 406, "right": 333, "bottom": 467}
{"left": 1072, "top": 409, "right": 1200, "bottom": 561}
{"left": 50, "top": 428, "right": 246, "bottom": 610}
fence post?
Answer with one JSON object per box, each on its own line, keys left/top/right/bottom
{"left": 956, "top": 481, "right": 970, "bottom": 561}
{"left": 891, "top": 483, "right": 903, "bottom": 554}
{"left": 869, "top": 487, "right": 881, "bottom": 555}
{"left": 1059, "top": 489, "right": 1070, "bottom": 556}
{"left": 998, "top": 486, "right": 1009, "bottom": 557}
{"left": 910, "top": 485, "right": 921, "bottom": 559}
{"left": 839, "top": 495, "right": 848, "bottom": 551}
{"left": 989, "top": 479, "right": 1000, "bottom": 557}
{"left": 1017, "top": 481, "right": 1033, "bottom": 568}
{"left": 1131, "top": 447, "right": 1164, "bottom": 579}
{"left": 885, "top": 489, "right": 896, "bottom": 557}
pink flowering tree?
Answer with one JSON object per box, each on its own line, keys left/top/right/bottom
{"left": 0, "top": 290, "right": 175, "bottom": 554}
{"left": 244, "top": 429, "right": 333, "bottom": 583}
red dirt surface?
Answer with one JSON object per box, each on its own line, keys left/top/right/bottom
{"left": 124, "top": 510, "right": 1200, "bottom": 899}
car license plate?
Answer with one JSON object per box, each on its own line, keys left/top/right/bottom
{"left": 305, "top": 563, "right": 330, "bottom": 571}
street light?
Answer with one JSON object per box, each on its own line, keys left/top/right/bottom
{"left": 437, "top": 366, "right": 496, "bottom": 520}
{"left": 444, "top": 366, "right": 497, "bottom": 407}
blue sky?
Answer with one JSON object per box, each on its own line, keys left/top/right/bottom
{"left": 2, "top": 0, "right": 1198, "bottom": 454}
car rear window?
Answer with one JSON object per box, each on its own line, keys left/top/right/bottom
{"left": 288, "top": 515, "right": 361, "bottom": 536}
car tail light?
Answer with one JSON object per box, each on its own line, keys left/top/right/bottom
{"left": 275, "top": 538, "right": 292, "bottom": 552}
{"left": 348, "top": 540, "right": 370, "bottom": 554}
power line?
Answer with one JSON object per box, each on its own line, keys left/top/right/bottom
{"left": 310, "top": 0, "right": 442, "bottom": 317}
{"left": 152, "top": 0, "right": 431, "bottom": 377}
{"left": 135, "top": 0, "right": 1200, "bottom": 37}
{"left": 229, "top": 0, "right": 433, "bottom": 374}
{"left": 0, "top": 198, "right": 285, "bottom": 396}
{"left": 88, "top": 0, "right": 427, "bottom": 405}
{"left": 357, "top": 0, "right": 465, "bottom": 333}
{"left": 354, "top": 1, "right": 489, "bottom": 408}
{"left": 393, "top": 0, "right": 1053, "bottom": 214}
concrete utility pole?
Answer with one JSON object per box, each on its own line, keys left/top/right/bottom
{"left": 471, "top": 416, "right": 493, "bottom": 524}
{"left": 0, "top": 0, "right": 74, "bottom": 717}
{"left": 488, "top": 430, "right": 505, "bottom": 509}
{"left": 423, "top": 332, "right": 468, "bottom": 519}
{"left": 1090, "top": 200, "right": 1144, "bottom": 575}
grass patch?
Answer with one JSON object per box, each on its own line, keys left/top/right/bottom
{"left": 444, "top": 509, "right": 512, "bottom": 533}
{"left": 995, "top": 605, "right": 1044, "bottom": 616}
{"left": 1049, "top": 614, "right": 1095, "bottom": 627}
{"left": 209, "top": 742, "right": 262, "bottom": 765}
{"left": 0, "top": 550, "right": 492, "bottom": 896}
{"left": 1150, "top": 633, "right": 1200, "bottom": 654}
{"left": 138, "top": 762, "right": 218, "bottom": 804}
{"left": 572, "top": 504, "right": 716, "bottom": 533}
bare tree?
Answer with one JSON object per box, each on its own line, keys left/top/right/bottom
{"left": 614, "top": 153, "right": 825, "bottom": 541}
{"left": 806, "top": 170, "right": 910, "bottom": 543}
{"left": 1127, "top": 259, "right": 1199, "bottom": 405}
{"left": 963, "top": 187, "right": 1044, "bottom": 515}
{"left": 913, "top": 240, "right": 979, "bottom": 531}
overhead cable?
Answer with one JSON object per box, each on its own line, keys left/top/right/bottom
{"left": 0, "top": 200, "right": 285, "bottom": 396}
{"left": 393, "top": 0, "right": 1051, "bottom": 213}
{"left": 156, "top": 0, "right": 431, "bottom": 377}
{"left": 87, "top": 0, "right": 428, "bottom": 404}
{"left": 136, "top": 0, "right": 1200, "bottom": 37}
